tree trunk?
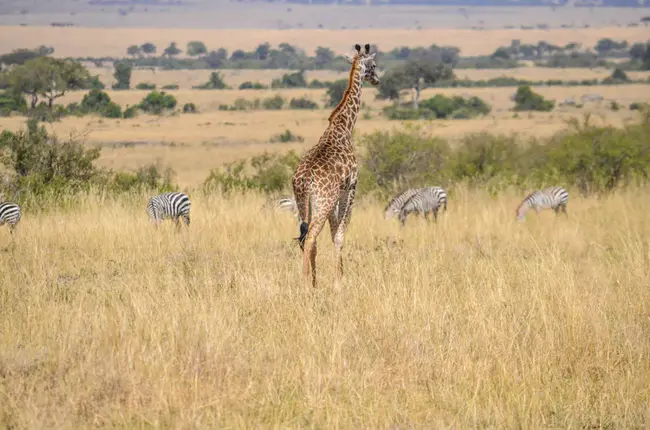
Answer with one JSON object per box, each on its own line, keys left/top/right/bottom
{"left": 30, "top": 93, "right": 38, "bottom": 109}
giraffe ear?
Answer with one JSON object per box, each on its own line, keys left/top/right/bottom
{"left": 344, "top": 53, "right": 355, "bottom": 64}
{"left": 355, "top": 44, "right": 361, "bottom": 53}
{"left": 365, "top": 43, "right": 370, "bottom": 54}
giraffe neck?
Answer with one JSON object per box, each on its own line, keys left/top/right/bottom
{"left": 327, "top": 58, "right": 363, "bottom": 141}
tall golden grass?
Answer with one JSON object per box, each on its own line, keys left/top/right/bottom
{"left": 1, "top": 187, "right": 648, "bottom": 427}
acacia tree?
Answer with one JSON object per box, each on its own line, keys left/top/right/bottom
{"left": 7, "top": 57, "right": 89, "bottom": 108}
{"left": 186, "top": 41, "right": 207, "bottom": 57}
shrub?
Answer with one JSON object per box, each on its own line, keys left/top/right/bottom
{"left": 602, "top": 68, "right": 630, "bottom": 84}
{"left": 88, "top": 75, "right": 105, "bottom": 90}
{"left": 239, "top": 81, "right": 268, "bottom": 90}
{"left": 513, "top": 85, "right": 554, "bottom": 112}
{"left": 610, "top": 101, "right": 620, "bottom": 111}
{"left": 0, "top": 120, "right": 102, "bottom": 205}
{"left": 383, "top": 94, "right": 491, "bottom": 120}
{"left": 0, "top": 89, "right": 28, "bottom": 116}
{"left": 161, "top": 84, "right": 179, "bottom": 90}
{"left": 112, "top": 61, "right": 132, "bottom": 90}
{"left": 262, "top": 94, "right": 285, "bottom": 110}
{"left": 182, "top": 102, "right": 197, "bottom": 113}
{"left": 138, "top": 90, "right": 177, "bottom": 114}
{"left": 103, "top": 101, "right": 122, "bottom": 118}
{"left": 270, "top": 129, "right": 304, "bottom": 143}
{"left": 358, "top": 125, "right": 451, "bottom": 193}
{"left": 289, "top": 97, "right": 318, "bottom": 110}
{"left": 203, "top": 151, "right": 300, "bottom": 194}
{"left": 326, "top": 79, "right": 348, "bottom": 107}
{"left": 135, "top": 82, "right": 156, "bottom": 90}
{"left": 123, "top": 105, "right": 138, "bottom": 118}
{"left": 271, "top": 71, "right": 307, "bottom": 89}
{"left": 193, "top": 72, "right": 228, "bottom": 89}
{"left": 81, "top": 89, "right": 111, "bottom": 112}
{"left": 110, "top": 162, "right": 175, "bottom": 193}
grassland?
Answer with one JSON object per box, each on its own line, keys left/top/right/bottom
{"left": 1, "top": 81, "right": 648, "bottom": 186}
{"left": 1, "top": 187, "right": 649, "bottom": 427}
{"left": 2, "top": 25, "right": 650, "bottom": 58}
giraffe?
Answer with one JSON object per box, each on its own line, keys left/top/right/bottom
{"left": 291, "top": 43, "right": 380, "bottom": 288}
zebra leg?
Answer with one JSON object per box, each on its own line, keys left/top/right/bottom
{"left": 183, "top": 214, "right": 190, "bottom": 226}
{"left": 562, "top": 204, "right": 568, "bottom": 218}
{"left": 433, "top": 208, "right": 439, "bottom": 222}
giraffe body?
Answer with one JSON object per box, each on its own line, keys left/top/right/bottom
{"left": 292, "top": 43, "right": 379, "bottom": 288}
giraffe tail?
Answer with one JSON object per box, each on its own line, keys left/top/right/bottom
{"left": 295, "top": 177, "right": 312, "bottom": 251}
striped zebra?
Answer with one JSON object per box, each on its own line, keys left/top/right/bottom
{"left": 0, "top": 202, "right": 22, "bottom": 233}
{"left": 515, "top": 186, "right": 568, "bottom": 221}
{"left": 263, "top": 196, "right": 298, "bottom": 215}
{"left": 384, "top": 188, "right": 422, "bottom": 219}
{"left": 398, "top": 187, "right": 448, "bottom": 225}
{"left": 147, "top": 192, "right": 191, "bottom": 228}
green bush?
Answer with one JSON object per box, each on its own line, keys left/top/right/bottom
{"left": 161, "top": 84, "right": 179, "bottom": 90}
{"left": 123, "top": 105, "right": 138, "bottom": 118}
{"left": 262, "top": 94, "right": 285, "bottom": 110}
{"left": 193, "top": 72, "right": 228, "bottom": 90}
{"left": 182, "top": 102, "right": 197, "bottom": 113}
{"left": 271, "top": 71, "right": 307, "bottom": 89}
{"left": 103, "top": 101, "right": 122, "bottom": 118}
{"left": 354, "top": 112, "right": 650, "bottom": 197}
{"left": 203, "top": 151, "right": 300, "bottom": 194}
{"left": 383, "top": 94, "right": 491, "bottom": 120}
{"left": 135, "top": 82, "right": 156, "bottom": 90}
{"left": 358, "top": 125, "right": 451, "bottom": 193}
{"left": 326, "top": 79, "right": 348, "bottom": 107}
{"left": 289, "top": 97, "right": 318, "bottom": 110}
{"left": 81, "top": 89, "right": 111, "bottom": 112}
{"left": 138, "top": 90, "right": 177, "bottom": 114}
{"left": 513, "top": 85, "right": 554, "bottom": 112}
{"left": 0, "top": 120, "right": 102, "bottom": 205}
{"left": 239, "top": 81, "right": 268, "bottom": 90}
{"left": 110, "top": 162, "right": 175, "bottom": 194}
{"left": 0, "top": 89, "right": 28, "bottom": 116}
{"left": 270, "top": 129, "right": 304, "bottom": 143}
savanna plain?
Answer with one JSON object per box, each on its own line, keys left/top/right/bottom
{"left": 1, "top": 24, "right": 650, "bottom": 428}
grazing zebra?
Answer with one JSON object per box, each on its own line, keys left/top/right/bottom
{"left": 515, "top": 186, "right": 568, "bottom": 221}
{"left": 384, "top": 188, "right": 422, "bottom": 219}
{"left": 398, "top": 186, "right": 448, "bottom": 225}
{"left": 147, "top": 192, "right": 191, "bottom": 228}
{"left": 0, "top": 202, "right": 22, "bottom": 233}
{"left": 262, "top": 196, "right": 299, "bottom": 218}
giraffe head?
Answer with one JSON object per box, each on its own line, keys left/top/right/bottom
{"left": 345, "top": 43, "right": 380, "bottom": 86}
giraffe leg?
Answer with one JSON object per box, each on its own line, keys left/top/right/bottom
{"left": 329, "top": 186, "right": 356, "bottom": 289}
{"left": 302, "top": 217, "right": 327, "bottom": 288}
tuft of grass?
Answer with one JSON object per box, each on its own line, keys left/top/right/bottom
{"left": 0, "top": 187, "right": 648, "bottom": 428}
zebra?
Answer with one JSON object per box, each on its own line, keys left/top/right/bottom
{"left": 384, "top": 188, "right": 422, "bottom": 219}
{"left": 262, "top": 196, "right": 299, "bottom": 218}
{"left": 0, "top": 202, "right": 22, "bottom": 233}
{"left": 515, "top": 186, "right": 568, "bottom": 221}
{"left": 147, "top": 192, "right": 191, "bottom": 228}
{"left": 398, "top": 187, "right": 448, "bottom": 225}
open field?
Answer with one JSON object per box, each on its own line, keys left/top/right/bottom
{"left": 1, "top": 83, "right": 648, "bottom": 186}
{"left": 0, "top": 188, "right": 649, "bottom": 427}
{"left": 84, "top": 66, "right": 650, "bottom": 90}
{"left": 1, "top": 25, "right": 649, "bottom": 58}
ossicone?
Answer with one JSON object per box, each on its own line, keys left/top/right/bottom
{"left": 364, "top": 43, "right": 370, "bottom": 54}
{"left": 354, "top": 44, "right": 361, "bottom": 53}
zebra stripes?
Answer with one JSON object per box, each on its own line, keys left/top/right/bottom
{"left": 398, "top": 186, "right": 447, "bottom": 225}
{"left": 516, "top": 186, "right": 568, "bottom": 221}
{"left": 0, "top": 202, "right": 22, "bottom": 233}
{"left": 384, "top": 188, "right": 421, "bottom": 219}
{"left": 147, "top": 192, "right": 191, "bottom": 227}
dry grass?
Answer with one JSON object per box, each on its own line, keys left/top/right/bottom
{"left": 0, "top": 187, "right": 649, "bottom": 427}
{"left": 2, "top": 25, "right": 650, "bottom": 58}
